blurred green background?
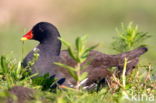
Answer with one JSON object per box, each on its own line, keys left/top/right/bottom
{"left": 0, "top": 0, "right": 155, "bottom": 65}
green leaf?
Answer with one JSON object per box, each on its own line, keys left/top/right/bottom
{"left": 54, "top": 62, "right": 76, "bottom": 71}
{"left": 67, "top": 48, "right": 77, "bottom": 61}
{"left": 58, "top": 37, "right": 71, "bottom": 47}
{"left": 75, "top": 35, "right": 87, "bottom": 54}
{"left": 54, "top": 62, "right": 78, "bottom": 81}
{"left": 84, "top": 44, "right": 98, "bottom": 54}
{"left": 16, "top": 61, "right": 22, "bottom": 79}
{"left": 75, "top": 36, "right": 81, "bottom": 52}
{"left": 79, "top": 72, "right": 88, "bottom": 81}
{"left": 0, "top": 56, "right": 8, "bottom": 74}
{"left": 82, "top": 44, "right": 98, "bottom": 59}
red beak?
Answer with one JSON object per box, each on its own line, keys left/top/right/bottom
{"left": 21, "top": 30, "right": 33, "bottom": 41}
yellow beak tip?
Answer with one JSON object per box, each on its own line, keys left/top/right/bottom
{"left": 20, "top": 37, "right": 28, "bottom": 41}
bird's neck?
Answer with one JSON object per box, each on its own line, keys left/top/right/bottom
{"left": 37, "top": 38, "right": 61, "bottom": 56}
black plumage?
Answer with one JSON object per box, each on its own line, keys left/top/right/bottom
{"left": 21, "top": 22, "right": 148, "bottom": 88}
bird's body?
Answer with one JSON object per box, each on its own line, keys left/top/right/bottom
{"left": 21, "top": 22, "right": 148, "bottom": 88}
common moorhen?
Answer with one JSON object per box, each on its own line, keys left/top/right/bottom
{"left": 21, "top": 22, "right": 148, "bottom": 87}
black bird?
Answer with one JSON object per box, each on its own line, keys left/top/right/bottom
{"left": 21, "top": 22, "right": 148, "bottom": 88}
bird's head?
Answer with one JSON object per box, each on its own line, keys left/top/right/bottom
{"left": 21, "top": 22, "right": 60, "bottom": 43}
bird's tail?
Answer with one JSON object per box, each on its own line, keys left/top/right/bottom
{"left": 115, "top": 46, "right": 148, "bottom": 62}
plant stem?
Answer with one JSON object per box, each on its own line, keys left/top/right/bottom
{"left": 76, "top": 63, "right": 81, "bottom": 90}
{"left": 122, "top": 58, "right": 128, "bottom": 88}
{"left": 21, "top": 41, "right": 24, "bottom": 60}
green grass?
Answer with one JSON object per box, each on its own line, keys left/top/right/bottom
{"left": 0, "top": 54, "right": 155, "bottom": 103}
